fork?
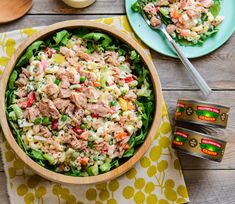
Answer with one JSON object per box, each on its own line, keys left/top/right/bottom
{"left": 141, "top": 9, "right": 212, "bottom": 98}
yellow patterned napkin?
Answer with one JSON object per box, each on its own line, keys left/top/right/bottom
{"left": 0, "top": 16, "right": 189, "bottom": 204}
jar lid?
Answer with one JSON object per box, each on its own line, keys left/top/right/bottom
{"left": 62, "top": 0, "right": 95, "bottom": 8}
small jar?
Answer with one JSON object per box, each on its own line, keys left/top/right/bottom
{"left": 62, "top": 0, "right": 96, "bottom": 8}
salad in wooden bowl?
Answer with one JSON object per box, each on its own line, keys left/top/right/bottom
{"left": 0, "top": 20, "right": 162, "bottom": 184}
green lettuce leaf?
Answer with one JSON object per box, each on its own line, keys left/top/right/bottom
{"left": 28, "top": 149, "right": 45, "bottom": 161}
{"left": 82, "top": 32, "right": 112, "bottom": 48}
{"left": 53, "top": 30, "right": 70, "bottom": 45}
{"left": 16, "top": 40, "right": 44, "bottom": 68}
{"left": 8, "top": 70, "right": 18, "bottom": 90}
{"left": 9, "top": 121, "right": 27, "bottom": 153}
{"left": 131, "top": 1, "right": 141, "bottom": 12}
{"left": 123, "top": 147, "right": 135, "bottom": 157}
{"left": 209, "top": 0, "right": 221, "bottom": 17}
{"left": 73, "top": 27, "right": 90, "bottom": 37}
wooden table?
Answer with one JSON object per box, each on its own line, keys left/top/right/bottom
{"left": 0, "top": 1, "right": 234, "bottom": 203}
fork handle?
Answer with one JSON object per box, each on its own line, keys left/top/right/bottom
{"left": 161, "top": 28, "right": 212, "bottom": 98}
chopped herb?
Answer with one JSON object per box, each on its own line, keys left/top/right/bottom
{"left": 34, "top": 117, "right": 42, "bottom": 125}
{"left": 121, "top": 90, "right": 127, "bottom": 96}
{"left": 42, "top": 117, "right": 50, "bottom": 125}
{"left": 80, "top": 76, "right": 86, "bottom": 83}
{"left": 61, "top": 114, "right": 67, "bottom": 122}
{"left": 110, "top": 100, "right": 117, "bottom": 106}
{"left": 80, "top": 123, "right": 87, "bottom": 129}
{"left": 88, "top": 141, "right": 94, "bottom": 148}
{"left": 54, "top": 79, "right": 61, "bottom": 85}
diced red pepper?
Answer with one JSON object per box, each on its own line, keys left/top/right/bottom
{"left": 170, "top": 8, "right": 181, "bottom": 19}
{"left": 26, "top": 91, "right": 36, "bottom": 107}
{"left": 93, "top": 81, "right": 101, "bottom": 87}
{"left": 91, "top": 113, "right": 100, "bottom": 118}
{"left": 125, "top": 55, "right": 132, "bottom": 65}
{"left": 124, "top": 76, "right": 133, "bottom": 83}
{"left": 155, "top": 6, "right": 160, "bottom": 12}
{"left": 115, "top": 132, "right": 128, "bottom": 141}
{"left": 80, "top": 157, "right": 89, "bottom": 166}
{"left": 72, "top": 126, "right": 83, "bottom": 134}
{"left": 44, "top": 47, "right": 53, "bottom": 58}
{"left": 101, "top": 145, "right": 108, "bottom": 155}
{"left": 44, "top": 47, "right": 48, "bottom": 52}
{"left": 48, "top": 50, "right": 53, "bottom": 58}
{"left": 51, "top": 120, "right": 59, "bottom": 130}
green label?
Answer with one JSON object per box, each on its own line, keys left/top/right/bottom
{"left": 200, "top": 143, "right": 221, "bottom": 153}
{"left": 196, "top": 110, "right": 219, "bottom": 119}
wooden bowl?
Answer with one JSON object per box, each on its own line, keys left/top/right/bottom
{"left": 0, "top": 0, "right": 32, "bottom": 24}
{"left": 0, "top": 20, "right": 162, "bottom": 184}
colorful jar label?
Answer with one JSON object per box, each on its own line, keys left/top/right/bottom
{"left": 172, "top": 127, "right": 226, "bottom": 162}
{"left": 175, "top": 103, "right": 185, "bottom": 116}
{"left": 196, "top": 106, "right": 220, "bottom": 122}
{"left": 172, "top": 130, "right": 188, "bottom": 146}
{"left": 200, "top": 139, "right": 222, "bottom": 156}
{"left": 175, "top": 99, "right": 230, "bottom": 128}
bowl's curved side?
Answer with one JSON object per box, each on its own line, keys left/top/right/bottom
{"left": 0, "top": 20, "right": 163, "bottom": 184}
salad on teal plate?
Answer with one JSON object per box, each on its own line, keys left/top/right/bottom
{"left": 126, "top": 0, "right": 235, "bottom": 58}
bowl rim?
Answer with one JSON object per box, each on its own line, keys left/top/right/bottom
{"left": 0, "top": 20, "right": 162, "bottom": 184}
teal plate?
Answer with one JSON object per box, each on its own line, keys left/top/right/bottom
{"left": 126, "top": 0, "right": 235, "bottom": 58}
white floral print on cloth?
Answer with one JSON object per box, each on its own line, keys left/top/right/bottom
{"left": 0, "top": 16, "right": 189, "bottom": 204}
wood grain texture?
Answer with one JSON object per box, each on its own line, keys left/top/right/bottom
{"left": 183, "top": 170, "right": 235, "bottom": 204}
{"left": 0, "top": 153, "right": 3, "bottom": 172}
{"left": 0, "top": 15, "right": 110, "bottom": 33}
{"left": 29, "top": 0, "right": 125, "bottom": 14}
{"left": 0, "top": 15, "right": 234, "bottom": 90}
{"left": 163, "top": 91, "right": 235, "bottom": 140}
{"left": 0, "top": 172, "right": 9, "bottom": 204}
{"left": 0, "top": 0, "right": 234, "bottom": 202}
{"left": 0, "top": 0, "right": 32, "bottom": 24}
{"left": 0, "top": 169, "right": 235, "bottom": 204}
{"left": 164, "top": 91, "right": 235, "bottom": 170}
{"left": 152, "top": 34, "right": 235, "bottom": 90}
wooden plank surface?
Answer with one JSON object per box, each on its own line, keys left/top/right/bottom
{"left": 163, "top": 91, "right": 235, "bottom": 170}
{"left": 0, "top": 172, "right": 10, "bottom": 204}
{"left": 0, "top": 15, "right": 234, "bottom": 90}
{"left": 183, "top": 170, "right": 235, "bottom": 204}
{"left": 0, "top": 153, "right": 3, "bottom": 172}
{"left": 0, "top": 0, "right": 235, "bottom": 203}
{"left": 29, "top": 0, "right": 125, "bottom": 14}
{"left": 0, "top": 168, "right": 235, "bottom": 204}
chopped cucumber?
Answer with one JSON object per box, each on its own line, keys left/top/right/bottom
{"left": 87, "top": 164, "right": 99, "bottom": 176}
{"left": 100, "top": 163, "right": 111, "bottom": 172}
